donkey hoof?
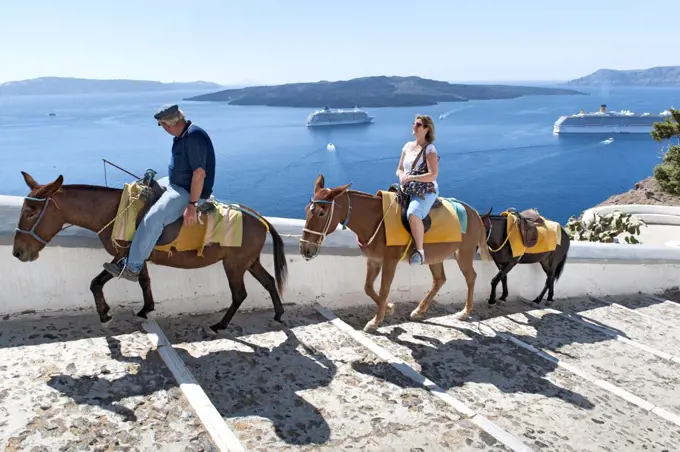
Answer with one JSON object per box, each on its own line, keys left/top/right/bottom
{"left": 410, "top": 309, "right": 424, "bottom": 320}
{"left": 453, "top": 310, "right": 471, "bottom": 321}
{"left": 363, "top": 321, "right": 379, "bottom": 334}
{"left": 134, "top": 313, "right": 148, "bottom": 323}
{"left": 100, "top": 316, "right": 113, "bottom": 327}
{"left": 204, "top": 325, "right": 219, "bottom": 338}
{"left": 386, "top": 303, "right": 395, "bottom": 316}
{"left": 135, "top": 308, "right": 155, "bottom": 320}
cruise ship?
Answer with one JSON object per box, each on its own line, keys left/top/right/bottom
{"left": 306, "top": 106, "right": 374, "bottom": 127}
{"left": 553, "top": 104, "right": 672, "bottom": 134}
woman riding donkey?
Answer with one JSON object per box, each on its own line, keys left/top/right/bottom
{"left": 300, "top": 113, "right": 491, "bottom": 332}
{"left": 395, "top": 114, "right": 440, "bottom": 266}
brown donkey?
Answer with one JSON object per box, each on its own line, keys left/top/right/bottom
{"left": 12, "top": 171, "right": 288, "bottom": 335}
{"left": 299, "top": 174, "right": 492, "bottom": 333}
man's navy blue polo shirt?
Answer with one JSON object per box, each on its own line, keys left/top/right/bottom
{"left": 168, "top": 121, "right": 216, "bottom": 199}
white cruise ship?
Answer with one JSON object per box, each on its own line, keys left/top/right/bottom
{"left": 306, "top": 106, "right": 374, "bottom": 127}
{"left": 553, "top": 104, "right": 672, "bottom": 134}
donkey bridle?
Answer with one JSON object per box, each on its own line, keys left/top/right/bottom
{"left": 300, "top": 192, "right": 351, "bottom": 256}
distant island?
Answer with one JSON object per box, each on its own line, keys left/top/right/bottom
{"left": 0, "top": 77, "right": 224, "bottom": 96}
{"left": 183, "top": 75, "right": 587, "bottom": 108}
{"left": 566, "top": 66, "right": 680, "bottom": 86}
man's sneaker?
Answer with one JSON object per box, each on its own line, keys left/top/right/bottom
{"left": 103, "top": 260, "right": 140, "bottom": 282}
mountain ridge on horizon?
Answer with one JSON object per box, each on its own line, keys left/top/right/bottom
{"left": 0, "top": 76, "right": 225, "bottom": 96}
{"left": 566, "top": 65, "right": 680, "bottom": 86}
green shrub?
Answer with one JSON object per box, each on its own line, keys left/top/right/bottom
{"left": 566, "top": 211, "right": 646, "bottom": 244}
{"left": 652, "top": 108, "right": 680, "bottom": 194}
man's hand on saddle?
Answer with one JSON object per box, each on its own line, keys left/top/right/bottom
{"left": 184, "top": 205, "right": 198, "bottom": 226}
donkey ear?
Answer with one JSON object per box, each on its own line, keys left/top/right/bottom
{"left": 314, "top": 174, "right": 325, "bottom": 192}
{"left": 21, "top": 171, "right": 39, "bottom": 190}
{"left": 329, "top": 183, "right": 352, "bottom": 198}
{"left": 42, "top": 175, "right": 64, "bottom": 196}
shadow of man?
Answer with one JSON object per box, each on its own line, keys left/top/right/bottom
{"left": 46, "top": 329, "right": 339, "bottom": 446}
{"left": 173, "top": 327, "right": 338, "bottom": 446}
{"left": 46, "top": 336, "right": 161, "bottom": 422}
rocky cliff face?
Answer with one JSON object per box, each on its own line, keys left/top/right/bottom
{"left": 595, "top": 177, "right": 680, "bottom": 208}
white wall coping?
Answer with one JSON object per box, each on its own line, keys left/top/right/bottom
{"left": 3, "top": 194, "right": 680, "bottom": 264}
{"left": 582, "top": 204, "right": 680, "bottom": 225}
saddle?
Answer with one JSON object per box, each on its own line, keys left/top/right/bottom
{"left": 136, "top": 170, "right": 217, "bottom": 247}
{"left": 388, "top": 183, "right": 443, "bottom": 235}
{"left": 507, "top": 208, "right": 544, "bottom": 248}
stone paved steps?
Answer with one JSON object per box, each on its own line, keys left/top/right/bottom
{"left": 2, "top": 294, "right": 679, "bottom": 451}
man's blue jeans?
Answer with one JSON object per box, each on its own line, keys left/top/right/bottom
{"left": 124, "top": 183, "right": 191, "bottom": 272}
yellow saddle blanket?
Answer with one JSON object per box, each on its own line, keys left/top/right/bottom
{"left": 110, "top": 182, "right": 243, "bottom": 256}
{"left": 377, "top": 190, "right": 463, "bottom": 246}
{"left": 501, "top": 211, "right": 562, "bottom": 257}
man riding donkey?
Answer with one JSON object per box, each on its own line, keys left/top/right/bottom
{"left": 103, "top": 104, "right": 216, "bottom": 281}
{"left": 14, "top": 104, "right": 287, "bottom": 334}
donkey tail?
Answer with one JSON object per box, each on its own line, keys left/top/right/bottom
{"left": 554, "top": 228, "right": 570, "bottom": 281}
{"left": 263, "top": 218, "right": 288, "bottom": 296}
{"left": 477, "top": 214, "right": 493, "bottom": 262}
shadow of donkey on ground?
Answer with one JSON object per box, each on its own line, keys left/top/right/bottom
{"left": 352, "top": 325, "right": 595, "bottom": 412}
{"left": 47, "top": 330, "right": 338, "bottom": 447}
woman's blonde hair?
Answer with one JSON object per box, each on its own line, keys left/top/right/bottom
{"left": 416, "top": 114, "right": 435, "bottom": 143}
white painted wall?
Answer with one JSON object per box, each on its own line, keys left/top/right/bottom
{"left": 2, "top": 196, "right": 680, "bottom": 320}
{"left": 582, "top": 204, "right": 680, "bottom": 225}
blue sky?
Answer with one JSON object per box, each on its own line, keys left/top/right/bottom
{"left": 0, "top": 0, "right": 677, "bottom": 85}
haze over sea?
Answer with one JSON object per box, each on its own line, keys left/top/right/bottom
{"left": 1, "top": 85, "right": 679, "bottom": 224}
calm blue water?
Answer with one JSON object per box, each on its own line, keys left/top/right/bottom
{"left": 1, "top": 85, "right": 679, "bottom": 224}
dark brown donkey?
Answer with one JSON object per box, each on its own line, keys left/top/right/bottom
{"left": 12, "top": 171, "right": 288, "bottom": 335}
{"left": 299, "top": 174, "right": 493, "bottom": 333}
{"left": 481, "top": 208, "right": 570, "bottom": 305}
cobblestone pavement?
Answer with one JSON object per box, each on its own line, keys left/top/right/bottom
{"left": 0, "top": 313, "right": 216, "bottom": 452}
{"left": 2, "top": 293, "right": 680, "bottom": 451}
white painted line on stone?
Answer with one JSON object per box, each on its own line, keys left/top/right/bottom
{"left": 467, "top": 320, "right": 597, "bottom": 383}
{"left": 652, "top": 407, "right": 680, "bottom": 427}
{"left": 589, "top": 296, "right": 680, "bottom": 333}
{"left": 448, "top": 311, "right": 680, "bottom": 428}
{"left": 518, "top": 299, "right": 680, "bottom": 364}
{"left": 592, "top": 379, "right": 655, "bottom": 411}
{"left": 313, "top": 304, "right": 535, "bottom": 452}
{"left": 142, "top": 320, "right": 246, "bottom": 452}
{"left": 546, "top": 308, "right": 679, "bottom": 362}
